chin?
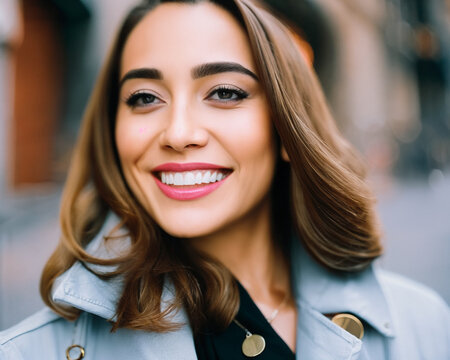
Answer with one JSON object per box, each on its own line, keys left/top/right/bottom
{"left": 161, "top": 224, "right": 216, "bottom": 239}
{"left": 156, "top": 212, "right": 230, "bottom": 240}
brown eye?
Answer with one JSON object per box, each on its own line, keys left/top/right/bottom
{"left": 207, "top": 86, "right": 249, "bottom": 102}
{"left": 217, "top": 89, "right": 235, "bottom": 100}
{"left": 126, "top": 91, "right": 163, "bottom": 108}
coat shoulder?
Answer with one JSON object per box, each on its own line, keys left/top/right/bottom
{"left": 0, "top": 308, "right": 73, "bottom": 360}
{"left": 377, "top": 269, "right": 450, "bottom": 357}
{"left": 0, "top": 308, "right": 62, "bottom": 344}
{"left": 377, "top": 269, "right": 449, "bottom": 314}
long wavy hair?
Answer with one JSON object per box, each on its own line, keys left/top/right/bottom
{"left": 40, "top": 0, "right": 382, "bottom": 333}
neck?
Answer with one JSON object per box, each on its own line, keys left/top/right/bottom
{"left": 189, "top": 198, "right": 291, "bottom": 307}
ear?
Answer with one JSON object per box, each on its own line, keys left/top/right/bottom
{"left": 281, "top": 145, "right": 290, "bottom": 162}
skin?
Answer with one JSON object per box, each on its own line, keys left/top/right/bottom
{"left": 115, "top": 2, "right": 297, "bottom": 351}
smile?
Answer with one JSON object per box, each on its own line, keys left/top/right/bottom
{"left": 160, "top": 170, "right": 226, "bottom": 186}
{"left": 152, "top": 163, "right": 232, "bottom": 200}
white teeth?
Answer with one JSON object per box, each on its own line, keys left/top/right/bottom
{"left": 174, "top": 173, "right": 183, "bottom": 185}
{"left": 185, "top": 172, "right": 195, "bottom": 185}
{"left": 160, "top": 170, "right": 227, "bottom": 185}
{"left": 202, "top": 171, "right": 211, "bottom": 184}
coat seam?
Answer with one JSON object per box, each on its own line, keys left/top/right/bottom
{"left": 63, "top": 286, "right": 115, "bottom": 313}
{"left": 0, "top": 316, "right": 60, "bottom": 346}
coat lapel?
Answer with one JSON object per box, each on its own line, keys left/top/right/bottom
{"left": 296, "top": 301, "right": 362, "bottom": 359}
{"left": 291, "top": 239, "right": 395, "bottom": 359}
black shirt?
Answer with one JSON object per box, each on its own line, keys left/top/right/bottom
{"left": 194, "top": 283, "right": 295, "bottom": 359}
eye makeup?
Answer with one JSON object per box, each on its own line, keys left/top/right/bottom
{"left": 124, "top": 90, "right": 164, "bottom": 109}
{"left": 206, "top": 85, "right": 249, "bottom": 103}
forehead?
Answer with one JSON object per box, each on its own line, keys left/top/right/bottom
{"left": 120, "top": 2, "right": 256, "bottom": 75}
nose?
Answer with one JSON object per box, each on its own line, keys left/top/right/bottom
{"left": 159, "top": 102, "right": 208, "bottom": 152}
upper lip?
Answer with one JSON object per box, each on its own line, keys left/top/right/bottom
{"left": 152, "top": 162, "right": 230, "bottom": 172}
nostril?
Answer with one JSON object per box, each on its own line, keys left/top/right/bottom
{"left": 163, "top": 143, "right": 200, "bottom": 150}
{"left": 160, "top": 127, "right": 209, "bottom": 152}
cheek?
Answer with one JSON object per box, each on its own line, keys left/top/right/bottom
{"left": 115, "top": 115, "right": 152, "bottom": 166}
{"left": 217, "top": 106, "right": 276, "bottom": 196}
{"left": 115, "top": 115, "right": 158, "bottom": 211}
{"left": 229, "top": 109, "right": 275, "bottom": 168}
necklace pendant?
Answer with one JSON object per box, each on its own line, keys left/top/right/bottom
{"left": 242, "top": 334, "right": 266, "bottom": 357}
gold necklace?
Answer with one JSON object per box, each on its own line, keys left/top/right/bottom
{"left": 233, "top": 319, "right": 266, "bottom": 357}
{"left": 265, "top": 293, "right": 288, "bottom": 324}
{"left": 233, "top": 293, "right": 289, "bottom": 357}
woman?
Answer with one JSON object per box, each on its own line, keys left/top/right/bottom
{"left": 1, "top": 0, "right": 448, "bottom": 359}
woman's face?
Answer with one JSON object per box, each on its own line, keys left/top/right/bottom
{"left": 116, "top": 2, "right": 277, "bottom": 238}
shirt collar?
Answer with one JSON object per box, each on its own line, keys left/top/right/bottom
{"left": 290, "top": 238, "right": 395, "bottom": 337}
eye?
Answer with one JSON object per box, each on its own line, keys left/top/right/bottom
{"left": 207, "top": 85, "right": 249, "bottom": 103}
{"left": 125, "top": 91, "right": 164, "bottom": 109}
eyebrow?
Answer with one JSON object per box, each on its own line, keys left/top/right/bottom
{"left": 119, "top": 68, "right": 163, "bottom": 87}
{"left": 192, "top": 62, "right": 259, "bottom": 81}
{"left": 119, "top": 61, "right": 258, "bottom": 88}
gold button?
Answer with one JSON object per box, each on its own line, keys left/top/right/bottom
{"left": 66, "top": 344, "right": 85, "bottom": 360}
{"left": 331, "top": 313, "right": 364, "bottom": 339}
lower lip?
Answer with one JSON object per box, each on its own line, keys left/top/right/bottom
{"left": 154, "top": 176, "right": 229, "bottom": 200}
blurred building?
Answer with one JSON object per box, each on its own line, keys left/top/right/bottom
{"left": 267, "top": 0, "right": 450, "bottom": 181}
{"left": 0, "top": 0, "right": 449, "bottom": 329}
{"left": 0, "top": 0, "right": 139, "bottom": 330}
{"left": 0, "top": 0, "right": 20, "bottom": 200}
{"left": 267, "top": 0, "right": 450, "bottom": 307}
{"left": 2, "top": 0, "right": 449, "bottom": 198}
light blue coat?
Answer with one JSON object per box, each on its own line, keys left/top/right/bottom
{"left": 1, "top": 214, "right": 449, "bottom": 359}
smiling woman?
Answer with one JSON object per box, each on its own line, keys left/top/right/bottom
{"left": 115, "top": 3, "right": 276, "bottom": 241}
{"left": 0, "top": 1, "right": 449, "bottom": 360}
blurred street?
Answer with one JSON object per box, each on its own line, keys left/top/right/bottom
{"left": 0, "top": 190, "right": 60, "bottom": 330}
{"left": 1, "top": 176, "right": 449, "bottom": 330}
{"left": 377, "top": 174, "right": 450, "bottom": 303}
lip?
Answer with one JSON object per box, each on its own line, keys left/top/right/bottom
{"left": 152, "top": 162, "right": 231, "bottom": 201}
{"left": 153, "top": 162, "right": 225, "bottom": 172}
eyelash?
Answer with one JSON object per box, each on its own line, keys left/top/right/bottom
{"left": 206, "top": 85, "right": 249, "bottom": 103}
{"left": 124, "top": 85, "right": 249, "bottom": 109}
{"left": 125, "top": 90, "right": 162, "bottom": 108}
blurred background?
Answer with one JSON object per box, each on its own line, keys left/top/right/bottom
{"left": 0, "top": 0, "right": 449, "bottom": 330}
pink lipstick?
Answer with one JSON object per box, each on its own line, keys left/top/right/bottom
{"left": 153, "top": 162, "right": 224, "bottom": 172}
{"left": 152, "top": 162, "right": 231, "bottom": 201}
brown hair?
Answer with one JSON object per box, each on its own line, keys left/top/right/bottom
{"left": 40, "top": 0, "right": 382, "bottom": 333}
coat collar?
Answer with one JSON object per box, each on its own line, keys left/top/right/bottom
{"left": 52, "top": 213, "right": 183, "bottom": 322}
{"left": 52, "top": 213, "right": 395, "bottom": 360}
{"left": 289, "top": 239, "right": 395, "bottom": 359}
{"left": 52, "top": 213, "right": 125, "bottom": 321}
{"left": 290, "top": 238, "right": 395, "bottom": 338}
